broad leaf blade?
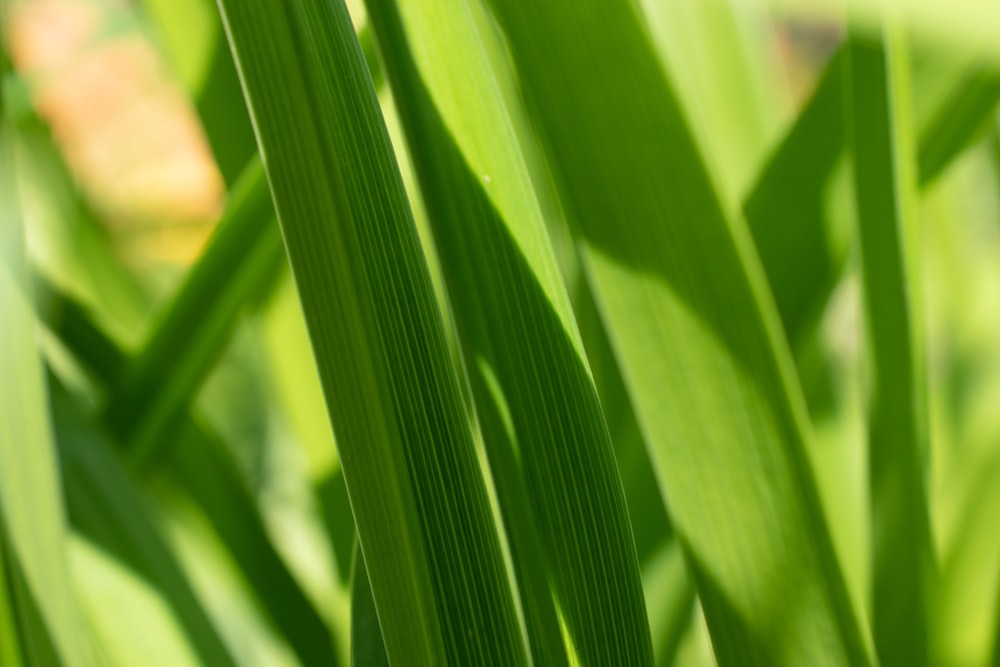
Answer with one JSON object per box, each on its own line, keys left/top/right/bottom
{"left": 484, "top": 0, "right": 873, "bottom": 663}
{"left": 847, "top": 26, "right": 935, "bottom": 667}
{"left": 217, "top": 0, "right": 527, "bottom": 663}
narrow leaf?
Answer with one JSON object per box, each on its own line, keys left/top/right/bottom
{"left": 217, "top": 0, "right": 527, "bottom": 663}
{"left": 847, "top": 25, "right": 935, "bottom": 667}
{"left": 101, "top": 158, "right": 282, "bottom": 465}
{"left": 364, "top": 0, "right": 652, "bottom": 661}
{"left": 918, "top": 66, "right": 1000, "bottom": 186}
{"left": 743, "top": 48, "right": 848, "bottom": 342}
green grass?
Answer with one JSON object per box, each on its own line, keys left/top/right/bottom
{"left": 3, "top": 0, "right": 1000, "bottom": 665}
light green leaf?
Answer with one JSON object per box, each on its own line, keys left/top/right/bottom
{"left": 847, "top": 24, "right": 935, "bottom": 666}
{"left": 216, "top": 0, "right": 527, "bottom": 662}
{"left": 483, "top": 0, "right": 873, "bottom": 663}
{"left": 641, "top": 540, "right": 696, "bottom": 667}
{"left": 641, "top": 0, "right": 784, "bottom": 202}
{"left": 0, "top": 52, "right": 92, "bottom": 667}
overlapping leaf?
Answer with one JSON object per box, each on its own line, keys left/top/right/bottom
{"left": 483, "top": 0, "right": 873, "bottom": 662}
{"left": 362, "top": 0, "right": 652, "bottom": 661}
{"left": 217, "top": 0, "right": 526, "bottom": 662}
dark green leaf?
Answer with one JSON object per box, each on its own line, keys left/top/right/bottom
{"left": 847, "top": 28, "right": 935, "bottom": 667}
{"left": 217, "top": 0, "right": 527, "bottom": 662}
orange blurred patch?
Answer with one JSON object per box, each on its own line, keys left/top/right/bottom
{"left": 6, "top": 0, "right": 224, "bottom": 264}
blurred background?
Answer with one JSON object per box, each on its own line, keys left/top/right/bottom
{"left": 3, "top": 0, "right": 1000, "bottom": 665}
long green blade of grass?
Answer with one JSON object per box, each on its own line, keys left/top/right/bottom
{"left": 847, "top": 26, "right": 935, "bottom": 667}
{"left": 363, "top": 0, "right": 652, "bottom": 662}
{"left": 101, "top": 158, "right": 282, "bottom": 465}
{"left": 0, "top": 51, "right": 91, "bottom": 667}
{"left": 217, "top": 0, "right": 527, "bottom": 663}
{"left": 484, "top": 0, "right": 873, "bottom": 663}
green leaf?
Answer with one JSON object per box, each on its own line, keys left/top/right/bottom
{"left": 0, "top": 54, "right": 92, "bottom": 667}
{"left": 39, "top": 283, "right": 340, "bottom": 667}
{"left": 743, "top": 48, "right": 849, "bottom": 343}
{"left": 216, "top": 0, "right": 527, "bottom": 663}
{"left": 363, "top": 0, "right": 653, "bottom": 661}
{"left": 745, "top": 45, "right": 1000, "bottom": 346}
{"left": 847, "top": 26, "right": 935, "bottom": 667}
{"left": 573, "top": 279, "right": 672, "bottom": 567}
{"left": 918, "top": 66, "right": 1000, "bottom": 186}
{"left": 101, "top": 158, "right": 282, "bottom": 465}
{"left": 483, "top": 0, "right": 873, "bottom": 663}
{"left": 641, "top": 0, "right": 783, "bottom": 200}
{"left": 49, "top": 381, "right": 237, "bottom": 667}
